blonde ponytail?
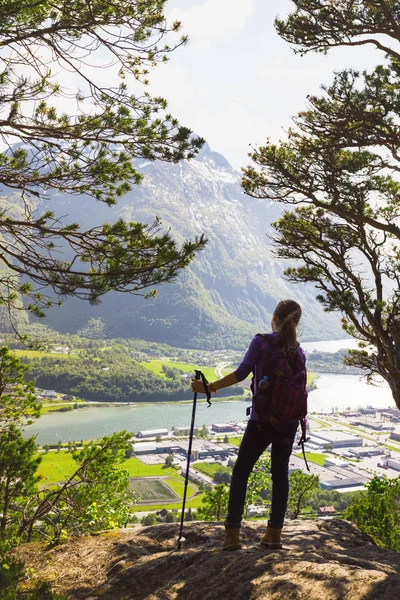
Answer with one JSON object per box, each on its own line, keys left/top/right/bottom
{"left": 273, "top": 300, "right": 302, "bottom": 361}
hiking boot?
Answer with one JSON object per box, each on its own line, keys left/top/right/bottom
{"left": 222, "top": 526, "right": 242, "bottom": 551}
{"left": 260, "top": 525, "right": 283, "bottom": 549}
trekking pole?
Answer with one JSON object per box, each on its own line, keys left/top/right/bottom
{"left": 177, "top": 369, "right": 211, "bottom": 550}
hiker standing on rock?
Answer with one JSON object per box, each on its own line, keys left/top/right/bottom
{"left": 191, "top": 299, "right": 308, "bottom": 551}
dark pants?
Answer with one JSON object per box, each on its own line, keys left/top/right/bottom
{"left": 225, "top": 419, "right": 298, "bottom": 529}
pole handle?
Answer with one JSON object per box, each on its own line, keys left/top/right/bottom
{"left": 195, "top": 369, "right": 212, "bottom": 407}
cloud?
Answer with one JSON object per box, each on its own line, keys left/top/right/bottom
{"left": 169, "top": 0, "right": 254, "bottom": 46}
{"left": 149, "top": 62, "right": 195, "bottom": 108}
{"left": 259, "top": 61, "right": 329, "bottom": 84}
{"left": 190, "top": 101, "right": 261, "bottom": 169}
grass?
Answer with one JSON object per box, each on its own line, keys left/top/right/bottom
{"left": 37, "top": 453, "right": 179, "bottom": 483}
{"left": 164, "top": 477, "right": 196, "bottom": 498}
{"left": 139, "top": 360, "right": 230, "bottom": 382}
{"left": 385, "top": 444, "right": 400, "bottom": 453}
{"left": 123, "top": 457, "right": 178, "bottom": 478}
{"left": 40, "top": 404, "right": 74, "bottom": 414}
{"left": 131, "top": 478, "right": 178, "bottom": 502}
{"left": 13, "top": 349, "right": 73, "bottom": 359}
{"left": 37, "top": 450, "right": 77, "bottom": 482}
{"left": 227, "top": 436, "right": 242, "bottom": 447}
{"left": 307, "top": 372, "right": 318, "bottom": 385}
{"left": 308, "top": 416, "right": 330, "bottom": 428}
{"left": 295, "top": 452, "right": 326, "bottom": 466}
{"left": 132, "top": 493, "right": 204, "bottom": 512}
{"left": 193, "top": 463, "right": 229, "bottom": 478}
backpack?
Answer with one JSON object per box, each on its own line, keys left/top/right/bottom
{"left": 252, "top": 333, "right": 308, "bottom": 428}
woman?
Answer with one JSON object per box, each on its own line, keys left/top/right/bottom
{"left": 191, "top": 299, "right": 306, "bottom": 550}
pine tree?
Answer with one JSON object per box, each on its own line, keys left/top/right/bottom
{"left": 0, "top": 1, "right": 206, "bottom": 325}
{"left": 243, "top": 1, "right": 400, "bottom": 407}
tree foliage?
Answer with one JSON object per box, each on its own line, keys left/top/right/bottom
{"left": 242, "top": 1, "right": 400, "bottom": 406}
{"left": 345, "top": 476, "right": 400, "bottom": 552}
{"left": 0, "top": 346, "right": 40, "bottom": 432}
{"left": 287, "top": 470, "right": 320, "bottom": 519}
{"left": 245, "top": 454, "right": 272, "bottom": 514}
{"left": 0, "top": 350, "right": 135, "bottom": 547}
{"left": 19, "top": 432, "right": 135, "bottom": 544}
{"left": 196, "top": 483, "right": 229, "bottom": 521}
{"left": 0, "top": 0, "right": 206, "bottom": 324}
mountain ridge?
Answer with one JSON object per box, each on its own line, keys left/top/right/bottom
{"left": 34, "top": 143, "right": 344, "bottom": 349}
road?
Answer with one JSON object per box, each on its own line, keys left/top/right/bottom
{"left": 215, "top": 362, "right": 231, "bottom": 379}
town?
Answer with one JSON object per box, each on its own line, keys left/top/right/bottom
{"left": 131, "top": 405, "right": 400, "bottom": 513}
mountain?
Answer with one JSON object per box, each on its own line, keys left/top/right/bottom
{"left": 34, "top": 143, "right": 344, "bottom": 349}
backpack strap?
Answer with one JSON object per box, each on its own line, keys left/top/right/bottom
{"left": 252, "top": 333, "right": 279, "bottom": 391}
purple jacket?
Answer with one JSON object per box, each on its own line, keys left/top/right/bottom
{"left": 234, "top": 332, "right": 306, "bottom": 421}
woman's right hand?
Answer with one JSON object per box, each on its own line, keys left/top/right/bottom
{"left": 191, "top": 378, "right": 207, "bottom": 394}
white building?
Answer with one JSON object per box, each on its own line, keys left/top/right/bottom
{"left": 133, "top": 442, "right": 157, "bottom": 454}
{"left": 136, "top": 428, "right": 169, "bottom": 439}
{"left": 311, "top": 430, "right": 363, "bottom": 448}
{"left": 384, "top": 458, "right": 400, "bottom": 472}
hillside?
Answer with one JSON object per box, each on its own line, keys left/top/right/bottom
{"left": 32, "top": 143, "right": 344, "bottom": 349}
{"left": 16, "top": 520, "right": 400, "bottom": 599}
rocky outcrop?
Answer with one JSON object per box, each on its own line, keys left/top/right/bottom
{"left": 16, "top": 519, "right": 400, "bottom": 599}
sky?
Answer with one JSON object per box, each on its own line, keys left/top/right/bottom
{"left": 146, "top": 0, "right": 383, "bottom": 170}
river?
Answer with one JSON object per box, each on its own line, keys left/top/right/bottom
{"left": 24, "top": 372, "right": 395, "bottom": 445}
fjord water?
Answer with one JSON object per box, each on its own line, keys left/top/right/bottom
{"left": 25, "top": 372, "right": 394, "bottom": 445}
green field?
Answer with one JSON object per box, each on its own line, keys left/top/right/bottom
{"left": 124, "top": 457, "right": 178, "bottom": 478}
{"left": 133, "top": 492, "right": 205, "bottom": 512}
{"left": 37, "top": 451, "right": 77, "bottom": 482}
{"left": 131, "top": 478, "right": 178, "bottom": 502}
{"left": 13, "top": 349, "right": 74, "bottom": 359}
{"left": 193, "top": 463, "right": 227, "bottom": 478}
{"left": 295, "top": 452, "right": 326, "bottom": 466}
{"left": 227, "top": 436, "right": 242, "bottom": 447}
{"left": 164, "top": 477, "right": 195, "bottom": 499}
{"left": 139, "top": 360, "right": 230, "bottom": 382}
{"left": 37, "top": 453, "right": 179, "bottom": 483}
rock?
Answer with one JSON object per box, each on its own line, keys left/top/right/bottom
{"left": 15, "top": 520, "right": 400, "bottom": 599}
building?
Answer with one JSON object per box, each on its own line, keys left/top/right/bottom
{"left": 311, "top": 430, "right": 363, "bottom": 448}
{"left": 359, "top": 406, "right": 376, "bottom": 415}
{"left": 349, "top": 447, "right": 386, "bottom": 458}
{"left": 173, "top": 427, "right": 192, "bottom": 436}
{"left": 40, "top": 389, "right": 57, "bottom": 398}
{"left": 391, "top": 432, "right": 400, "bottom": 442}
{"left": 133, "top": 442, "right": 157, "bottom": 454}
{"left": 341, "top": 412, "right": 362, "bottom": 418}
{"left": 324, "top": 457, "right": 349, "bottom": 468}
{"left": 377, "top": 408, "right": 400, "bottom": 419}
{"left": 136, "top": 428, "right": 169, "bottom": 439}
{"left": 321, "top": 476, "right": 369, "bottom": 490}
{"left": 318, "top": 506, "right": 336, "bottom": 515}
{"left": 383, "top": 459, "right": 400, "bottom": 472}
{"left": 211, "top": 423, "right": 239, "bottom": 433}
